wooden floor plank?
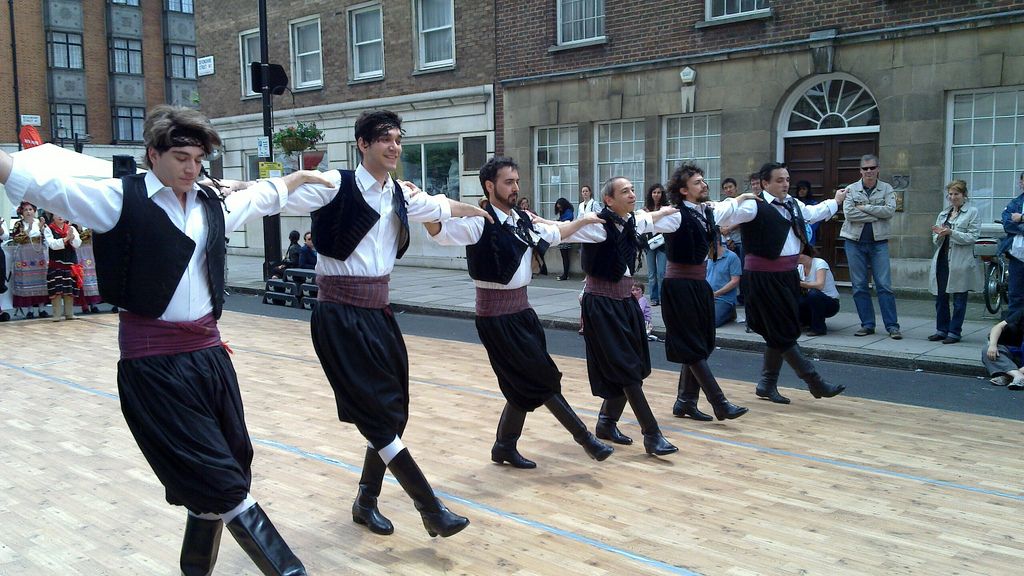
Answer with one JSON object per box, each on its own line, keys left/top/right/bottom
{"left": 0, "top": 311, "right": 1021, "bottom": 575}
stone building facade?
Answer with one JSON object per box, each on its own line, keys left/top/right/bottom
{"left": 195, "top": 0, "right": 496, "bottom": 262}
{"left": 496, "top": 1, "right": 1024, "bottom": 287}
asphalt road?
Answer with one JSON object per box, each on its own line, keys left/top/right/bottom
{"left": 226, "top": 294, "right": 1024, "bottom": 421}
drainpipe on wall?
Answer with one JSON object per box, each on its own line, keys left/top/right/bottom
{"left": 8, "top": 0, "right": 22, "bottom": 149}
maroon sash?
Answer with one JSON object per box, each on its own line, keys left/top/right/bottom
{"left": 118, "top": 311, "right": 222, "bottom": 360}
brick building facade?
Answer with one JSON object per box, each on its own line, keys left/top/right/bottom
{"left": 496, "top": 1, "right": 1024, "bottom": 288}
{"left": 195, "top": 0, "right": 497, "bottom": 260}
{"left": 0, "top": 0, "right": 198, "bottom": 219}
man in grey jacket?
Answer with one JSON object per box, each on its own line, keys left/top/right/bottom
{"left": 839, "top": 154, "right": 901, "bottom": 339}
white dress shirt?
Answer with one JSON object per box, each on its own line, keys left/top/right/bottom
{"left": 717, "top": 191, "right": 838, "bottom": 257}
{"left": 562, "top": 211, "right": 654, "bottom": 278}
{"left": 429, "top": 207, "right": 562, "bottom": 290}
{"left": 43, "top": 224, "right": 81, "bottom": 251}
{"left": 5, "top": 150, "right": 289, "bottom": 321}
{"left": 651, "top": 198, "right": 740, "bottom": 236}
{"left": 283, "top": 165, "right": 452, "bottom": 278}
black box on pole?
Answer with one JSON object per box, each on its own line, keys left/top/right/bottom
{"left": 112, "top": 155, "right": 137, "bottom": 178}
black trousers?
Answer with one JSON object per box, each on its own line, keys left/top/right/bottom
{"left": 118, "top": 346, "right": 253, "bottom": 514}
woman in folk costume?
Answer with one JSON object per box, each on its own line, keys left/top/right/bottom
{"left": 43, "top": 212, "right": 82, "bottom": 321}
{"left": 10, "top": 201, "right": 50, "bottom": 318}
{"left": 73, "top": 224, "right": 103, "bottom": 314}
{"left": 0, "top": 216, "right": 9, "bottom": 321}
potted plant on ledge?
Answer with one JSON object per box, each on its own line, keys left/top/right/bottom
{"left": 273, "top": 121, "right": 326, "bottom": 170}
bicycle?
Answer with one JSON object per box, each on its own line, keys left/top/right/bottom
{"left": 975, "top": 228, "right": 1008, "bottom": 314}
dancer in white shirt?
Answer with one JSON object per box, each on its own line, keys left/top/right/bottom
{"left": 0, "top": 105, "right": 330, "bottom": 576}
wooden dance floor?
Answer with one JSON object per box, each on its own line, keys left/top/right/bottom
{"left": 1, "top": 311, "right": 1022, "bottom": 575}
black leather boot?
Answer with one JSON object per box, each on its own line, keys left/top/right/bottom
{"left": 781, "top": 346, "right": 846, "bottom": 398}
{"left": 688, "top": 360, "right": 748, "bottom": 421}
{"left": 225, "top": 504, "right": 306, "bottom": 576}
{"left": 622, "top": 385, "right": 678, "bottom": 456}
{"left": 352, "top": 447, "right": 394, "bottom": 535}
{"left": 490, "top": 403, "right": 536, "bottom": 469}
{"left": 755, "top": 347, "right": 790, "bottom": 404}
{"left": 388, "top": 449, "right": 469, "bottom": 538}
{"left": 180, "top": 515, "right": 223, "bottom": 576}
{"left": 672, "top": 368, "right": 712, "bottom": 421}
{"left": 544, "top": 394, "right": 613, "bottom": 461}
{"left": 595, "top": 395, "right": 633, "bottom": 445}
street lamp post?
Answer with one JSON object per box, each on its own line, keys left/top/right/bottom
{"left": 258, "top": 0, "right": 280, "bottom": 281}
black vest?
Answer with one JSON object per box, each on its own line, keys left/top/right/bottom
{"left": 740, "top": 199, "right": 793, "bottom": 259}
{"left": 93, "top": 174, "right": 226, "bottom": 319}
{"left": 665, "top": 205, "right": 714, "bottom": 265}
{"left": 47, "top": 225, "right": 78, "bottom": 264}
{"left": 466, "top": 204, "right": 531, "bottom": 285}
{"left": 311, "top": 170, "right": 410, "bottom": 262}
{"left": 581, "top": 208, "right": 639, "bottom": 282}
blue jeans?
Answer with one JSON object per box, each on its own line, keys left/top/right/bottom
{"left": 713, "top": 298, "right": 737, "bottom": 328}
{"left": 646, "top": 248, "right": 667, "bottom": 303}
{"left": 845, "top": 239, "right": 899, "bottom": 331}
{"left": 934, "top": 251, "right": 968, "bottom": 339}
{"left": 1008, "top": 256, "right": 1024, "bottom": 319}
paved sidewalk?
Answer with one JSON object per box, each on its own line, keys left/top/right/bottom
{"left": 227, "top": 254, "right": 1000, "bottom": 376}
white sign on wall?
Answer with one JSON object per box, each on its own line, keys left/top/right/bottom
{"left": 20, "top": 114, "right": 41, "bottom": 126}
{"left": 197, "top": 56, "right": 215, "bottom": 77}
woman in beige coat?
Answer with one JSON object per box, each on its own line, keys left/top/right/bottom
{"left": 928, "top": 180, "right": 981, "bottom": 344}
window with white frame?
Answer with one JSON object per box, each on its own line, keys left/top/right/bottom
{"left": 290, "top": 18, "right": 323, "bottom": 89}
{"left": 48, "top": 32, "right": 83, "bottom": 70}
{"left": 664, "top": 113, "right": 722, "bottom": 197}
{"left": 167, "top": 0, "right": 194, "bottom": 14}
{"left": 167, "top": 44, "right": 197, "bottom": 79}
{"left": 239, "top": 30, "right": 260, "bottom": 97}
{"left": 536, "top": 126, "right": 579, "bottom": 217}
{"left": 350, "top": 5, "right": 384, "bottom": 80}
{"left": 51, "top": 103, "right": 87, "bottom": 141}
{"left": 398, "top": 141, "right": 460, "bottom": 200}
{"left": 948, "top": 87, "right": 1024, "bottom": 223}
{"left": 416, "top": 0, "right": 454, "bottom": 69}
{"left": 113, "top": 106, "right": 145, "bottom": 142}
{"left": 558, "top": 0, "right": 604, "bottom": 45}
{"left": 111, "top": 38, "right": 142, "bottom": 74}
{"left": 597, "top": 120, "right": 645, "bottom": 196}
{"left": 112, "top": 0, "right": 140, "bottom": 6}
{"left": 706, "top": 0, "right": 769, "bottom": 20}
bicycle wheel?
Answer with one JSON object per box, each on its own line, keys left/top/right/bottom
{"left": 984, "top": 260, "right": 1004, "bottom": 314}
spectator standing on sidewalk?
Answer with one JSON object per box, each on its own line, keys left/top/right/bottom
{"left": 928, "top": 180, "right": 981, "bottom": 344}
{"left": 640, "top": 183, "right": 669, "bottom": 305}
{"left": 999, "top": 172, "right": 1024, "bottom": 318}
{"left": 797, "top": 247, "right": 840, "bottom": 336}
{"left": 706, "top": 233, "right": 741, "bottom": 328}
{"left": 840, "top": 154, "right": 901, "bottom": 339}
{"left": 554, "top": 198, "right": 574, "bottom": 280}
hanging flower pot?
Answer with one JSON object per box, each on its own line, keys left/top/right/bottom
{"left": 272, "top": 121, "right": 325, "bottom": 156}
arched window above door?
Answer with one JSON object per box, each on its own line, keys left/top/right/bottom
{"left": 784, "top": 75, "right": 879, "bottom": 134}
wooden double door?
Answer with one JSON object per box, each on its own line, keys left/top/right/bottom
{"left": 784, "top": 133, "right": 879, "bottom": 281}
